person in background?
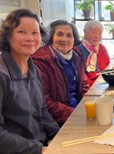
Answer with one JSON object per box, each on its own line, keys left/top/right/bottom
{"left": 77, "top": 20, "right": 110, "bottom": 87}
{"left": 32, "top": 20, "right": 89, "bottom": 126}
{"left": 0, "top": 9, "right": 60, "bottom": 154}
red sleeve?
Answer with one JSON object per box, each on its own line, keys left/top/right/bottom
{"left": 86, "top": 44, "right": 110, "bottom": 87}
{"left": 97, "top": 44, "right": 110, "bottom": 70}
{"left": 86, "top": 72, "right": 99, "bottom": 87}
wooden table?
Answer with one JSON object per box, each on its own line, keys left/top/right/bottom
{"left": 44, "top": 75, "right": 114, "bottom": 154}
{"left": 44, "top": 96, "right": 114, "bottom": 154}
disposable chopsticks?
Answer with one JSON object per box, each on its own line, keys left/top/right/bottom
{"left": 99, "top": 70, "right": 114, "bottom": 75}
{"left": 62, "top": 133, "right": 114, "bottom": 147}
{"left": 97, "top": 69, "right": 114, "bottom": 75}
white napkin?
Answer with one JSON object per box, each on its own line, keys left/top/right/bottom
{"left": 103, "top": 91, "right": 114, "bottom": 98}
{"left": 94, "top": 125, "right": 114, "bottom": 146}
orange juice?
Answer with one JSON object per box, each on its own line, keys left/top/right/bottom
{"left": 85, "top": 100, "right": 96, "bottom": 120}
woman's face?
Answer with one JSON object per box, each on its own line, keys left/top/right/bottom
{"left": 84, "top": 27, "right": 102, "bottom": 46}
{"left": 9, "top": 17, "right": 41, "bottom": 58}
{"left": 53, "top": 25, "right": 74, "bottom": 54}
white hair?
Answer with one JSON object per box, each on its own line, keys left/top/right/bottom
{"left": 84, "top": 20, "right": 103, "bottom": 32}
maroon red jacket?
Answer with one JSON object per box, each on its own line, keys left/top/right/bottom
{"left": 32, "top": 45, "right": 89, "bottom": 126}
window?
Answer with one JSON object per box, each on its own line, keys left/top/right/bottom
{"left": 74, "top": 0, "right": 114, "bottom": 58}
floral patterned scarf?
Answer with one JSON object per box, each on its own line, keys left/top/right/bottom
{"left": 83, "top": 39, "right": 99, "bottom": 72}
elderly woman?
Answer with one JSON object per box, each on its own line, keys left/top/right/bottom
{"left": 0, "top": 9, "right": 60, "bottom": 154}
{"left": 32, "top": 20, "right": 89, "bottom": 126}
{"left": 78, "top": 20, "right": 110, "bottom": 87}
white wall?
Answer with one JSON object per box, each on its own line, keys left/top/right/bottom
{"left": 26, "top": 0, "right": 40, "bottom": 16}
{"left": 0, "top": 0, "right": 26, "bottom": 23}
{"left": 41, "top": 0, "right": 74, "bottom": 26}
{"left": 0, "top": 0, "right": 74, "bottom": 27}
{"left": 0, "top": 0, "right": 40, "bottom": 23}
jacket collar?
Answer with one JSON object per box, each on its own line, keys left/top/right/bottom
{"left": 2, "top": 51, "right": 38, "bottom": 80}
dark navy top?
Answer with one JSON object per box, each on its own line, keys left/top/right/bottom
{"left": 56, "top": 52, "right": 78, "bottom": 108}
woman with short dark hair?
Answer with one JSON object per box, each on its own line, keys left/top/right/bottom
{"left": 48, "top": 19, "right": 81, "bottom": 46}
{"left": 0, "top": 8, "right": 59, "bottom": 154}
{"left": 32, "top": 19, "right": 89, "bottom": 127}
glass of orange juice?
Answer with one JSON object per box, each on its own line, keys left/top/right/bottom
{"left": 85, "top": 100, "right": 96, "bottom": 120}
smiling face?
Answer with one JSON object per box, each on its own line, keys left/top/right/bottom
{"left": 52, "top": 25, "right": 74, "bottom": 54}
{"left": 84, "top": 27, "right": 102, "bottom": 46}
{"left": 9, "top": 17, "right": 41, "bottom": 58}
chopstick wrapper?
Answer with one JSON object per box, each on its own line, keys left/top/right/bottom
{"left": 94, "top": 125, "right": 114, "bottom": 146}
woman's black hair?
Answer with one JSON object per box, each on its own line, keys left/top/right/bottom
{"left": 40, "top": 24, "right": 49, "bottom": 45}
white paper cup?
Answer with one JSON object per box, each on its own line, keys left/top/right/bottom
{"left": 96, "top": 96, "right": 114, "bottom": 125}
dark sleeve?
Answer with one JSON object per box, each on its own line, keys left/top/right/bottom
{"left": 35, "top": 70, "right": 60, "bottom": 139}
{"left": 74, "top": 48, "right": 89, "bottom": 96}
{"left": 41, "top": 99, "right": 60, "bottom": 139}
{"left": 0, "top": 74, "right": 42, "bottom": 154}
{"left": 82, "top": 72, "right": 90, "bottom": 93}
